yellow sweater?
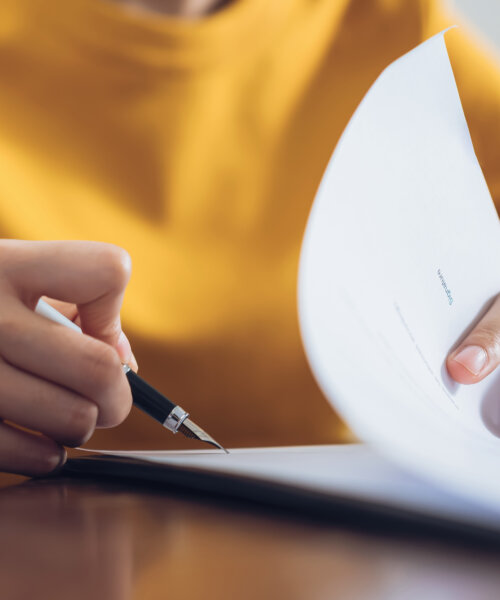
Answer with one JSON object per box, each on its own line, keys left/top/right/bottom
{"left": 0, "top": 0, "right": 499, "bottom": 449}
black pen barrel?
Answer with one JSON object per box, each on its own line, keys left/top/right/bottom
{"left": 126, "top": 369, "right": 176, "bottom": 424}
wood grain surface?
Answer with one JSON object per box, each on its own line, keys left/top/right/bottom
{"left": 1, "top": 476, "right": 500, "bottom": 600}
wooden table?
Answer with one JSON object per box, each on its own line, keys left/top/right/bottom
{"left": 1, "top": 475, "right": 500, "bottom": 600}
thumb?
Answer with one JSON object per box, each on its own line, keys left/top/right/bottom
{"left": 41, "top": 296, "right": 137, "bottom": 369}
{"left": 447, "top": 295, "right": 500, "bottom": 384}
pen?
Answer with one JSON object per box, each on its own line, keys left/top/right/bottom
{"left": 35, "top": 299, "right": 228, "bottom": 453}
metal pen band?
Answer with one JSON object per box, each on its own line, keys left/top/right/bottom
{"left": 163, "top": 406, "right": 190, "bottom": 434}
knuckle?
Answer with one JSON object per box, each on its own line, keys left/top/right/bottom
{"left": 97, "top": 319, "right": 122, "bottom": 345}
{"left": 0, "top": 315, "right": 19, "bottom": 341}
{"left": 99, "top": 244, "right": 132, "bottom": 291}
{"left": 61, "top": 400, "right": 98, "bottom": 446}
{"left": 473, "top": 327, "right": 500, "bottom": 357}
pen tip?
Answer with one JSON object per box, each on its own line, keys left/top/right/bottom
{"left": 178, "top": 419, "right": 229, "bottom": 454}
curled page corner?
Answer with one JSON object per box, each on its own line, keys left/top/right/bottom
{"left": 298, "top": 30, "right": 500, "bottom": 509}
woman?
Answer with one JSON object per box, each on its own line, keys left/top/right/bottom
{"left": 0, "top": 0, "right": 499, "bottom": 475}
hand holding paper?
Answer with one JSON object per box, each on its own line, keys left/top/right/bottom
{"left": 299, "top": 29, "right": 500, "bottom": 508}
{"left": 447, "top": 294, "right": 500, "bottom": 384}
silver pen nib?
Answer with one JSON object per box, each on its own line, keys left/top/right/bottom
{"left": 178, "top": 418, "right": 229, "bottom": 453}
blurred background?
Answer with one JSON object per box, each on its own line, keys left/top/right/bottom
{"left": 454, "top": 0, "right": 500, "bottom": 53}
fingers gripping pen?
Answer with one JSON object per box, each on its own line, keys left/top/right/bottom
{"left": 35, "top": 299, "right": 228, "bottom": 452}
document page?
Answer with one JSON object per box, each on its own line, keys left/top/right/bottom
{"left": 299, "top": 30, "right": 500, "bottom": 508}
{"left": 83, "top": 444, "right": 500, "bottom": 529}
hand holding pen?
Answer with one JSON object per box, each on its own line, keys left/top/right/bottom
{"left": 0, "top": 239, "right": 225, "bottom": 477}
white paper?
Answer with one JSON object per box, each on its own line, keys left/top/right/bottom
{"left": 299, "top": 30, "right": 500, "bottom": 509}
{"left": 86, "top": 444, "right": 500, "bottom": 530}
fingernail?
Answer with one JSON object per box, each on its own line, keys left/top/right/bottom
{"left": 452, "top": 345, "right": 488, "bottom": 376}
{"left": 50, "top": 448, "right": 67, "bottom": 473}
{"left": 116, "top": 331, "right": 133, "bottom": 365}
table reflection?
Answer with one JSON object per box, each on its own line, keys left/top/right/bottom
{"left": 1, "top": 478, "right": 500, "bottom": 600}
